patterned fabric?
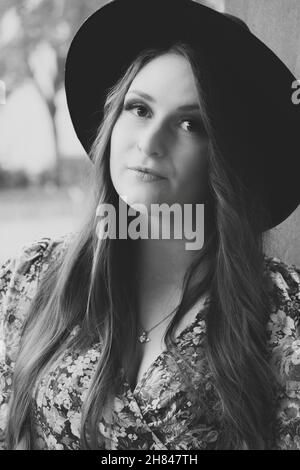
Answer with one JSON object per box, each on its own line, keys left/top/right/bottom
{"left": 0, "top": 233, "right": 299, "bottom": 450}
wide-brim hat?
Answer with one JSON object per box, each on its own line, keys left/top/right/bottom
{"left": 65, "top": 0, "right": 300, "bottom": 230}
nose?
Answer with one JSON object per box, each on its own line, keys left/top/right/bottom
{"left": 137, "top": 122, "right": 165, "bottom": 158}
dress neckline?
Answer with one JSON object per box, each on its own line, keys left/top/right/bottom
{"left": 124, "top": 295, "right": 210, "bottom": 395}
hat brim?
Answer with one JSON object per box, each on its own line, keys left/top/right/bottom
{"left": 65, "top": 0, "right": 300, "bottom": 230}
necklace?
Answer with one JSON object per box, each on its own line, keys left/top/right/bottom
{"left": 138, "top": 310, "right": 175, "bottom": 344}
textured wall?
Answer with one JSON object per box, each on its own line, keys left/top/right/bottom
{"left": 225, "top": 0, "right": 300, "bottom": 266}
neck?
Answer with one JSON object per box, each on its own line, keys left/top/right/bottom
{"left": 134, "top": 205, "right": 208, "bottom": 286}
{"left": 136, "top": 237, "right": 202, "bottom": 290}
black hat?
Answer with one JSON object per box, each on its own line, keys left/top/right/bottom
{"left": 65, "top": 0, "right": 300, "bottom": 230}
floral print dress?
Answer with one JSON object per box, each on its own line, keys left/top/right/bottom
{"left": 0, "top": 233, "right": 299, "bottom": 450}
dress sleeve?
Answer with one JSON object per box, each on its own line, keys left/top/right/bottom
{"left": 0, "top": 233, "right": 73, "bottom": 449}
{"left": 264, "top": 256, "right": 300, "bottom": 449}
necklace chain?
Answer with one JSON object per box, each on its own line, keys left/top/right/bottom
{"left": 137, "top": 293, "right": 210, "bottom": 344}
{"left": 138, "top": 310, "right": 175, "bottom": 344}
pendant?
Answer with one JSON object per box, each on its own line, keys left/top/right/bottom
{"left": 138, "top": 331, "right": 150, "bottom": 344}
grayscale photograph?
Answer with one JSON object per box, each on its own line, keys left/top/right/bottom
{"left": 0, "top": 0, "right": 299, "bottom": 452}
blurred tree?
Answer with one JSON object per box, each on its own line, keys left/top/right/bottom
{"left": 0, "top": 0, "right": 108, "bottom": 186}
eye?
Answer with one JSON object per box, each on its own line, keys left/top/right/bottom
{"left": 123, "top": 101, "right": 151, "bottom": 118}
{"left": 123, "top": 100, "right": 206, "bottom": 136}
{"left": 181, "top": 120, "right": 196, "bottom": 133}
{"left": 180, "top": 119, "right": 206, "bottom": 135}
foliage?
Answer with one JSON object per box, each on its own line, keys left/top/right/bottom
{"left": 0, "top": 0, "right": 108, "bottom": 186}
{"left": 0, "top": 0, "right": 108, "bottom": 96}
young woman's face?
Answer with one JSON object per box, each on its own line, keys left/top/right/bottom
{"left": 110, "top": 52, "right": 209, "bottom": 210}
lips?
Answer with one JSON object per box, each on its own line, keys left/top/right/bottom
{"left": 128, "top": 166, "right": 166, "bottom": 179}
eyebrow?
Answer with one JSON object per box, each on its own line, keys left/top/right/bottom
{"left": 126, "top": 90, "right": 201, "bottom": 112}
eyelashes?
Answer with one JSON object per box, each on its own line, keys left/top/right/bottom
{"left": 122, "top": 100, "right": 206, "bottom": 135}
{"left": 124, "top": 101, "right": 150, "bottom": 118}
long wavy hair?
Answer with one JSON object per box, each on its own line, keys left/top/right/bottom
{"left": 6, "top": 41, "right": 276, "bottom": 450}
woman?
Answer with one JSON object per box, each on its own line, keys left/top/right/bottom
{"left": 1, "top": 0, "right": 300, "bottom": 450}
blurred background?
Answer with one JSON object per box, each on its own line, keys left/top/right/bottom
{"left": 0, "top": 0, "right": 299, "bottom": 265}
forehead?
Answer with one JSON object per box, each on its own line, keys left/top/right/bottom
{"left": 127, "top": 53, "right": 199, "bottom": 104}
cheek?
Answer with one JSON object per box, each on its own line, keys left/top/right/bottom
{"left": 110, "top": 117, "right": 134, "bottom": 162}
{"left": 110, "top": 122, "right": 124, "bottom": 173}
{"left": 110, "top": 123, "right": 122, "bottom": 185}
{"left": 110, "top": 119, "right": 135, "bottom": 192}
{"left": 176, "top": 144, "right": 209, "bottom": 200}
{"left": 110, "top": 121, "right": 121, "bottom": 157}
{"left": 179, "top": 144, "right": 208, "bottom": 181}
